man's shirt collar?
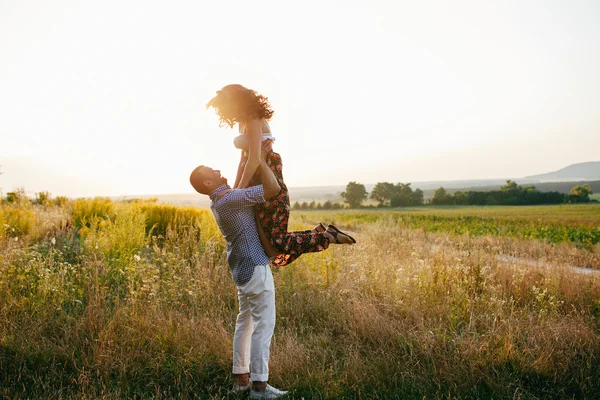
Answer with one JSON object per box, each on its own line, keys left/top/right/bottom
{"left": 209, "top": 184, "right": 230, "bottom": 202}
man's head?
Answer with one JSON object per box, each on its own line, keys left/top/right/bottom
{"left": 189, "top": 165, "right": 227, "bottom": 195}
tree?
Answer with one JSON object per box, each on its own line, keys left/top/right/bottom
{"left": 370, "top": 182, "right": 396, "bottom": 206}
{"left": 322, "top": 200, "right": 332, "bottom": 209}
{"left": 292, "top": 201, "right": 301, "bottom": 210}
{"left": 570, "top": 184, "right": 593, "bottom": 203}
{"left": 452, "top": 190, "right": 468, "bottom": 205}
{"left": 341, "top": 182, "right": 368, "bottom": 208}
{"left": 392, "top": 183, "right": 414, "bottom": 207}
{"left": 412, "top": 188, "right": 424, "bottom": 206}
{"left": 431, "top": 187, "right": 452, "bottom": 205}
{"left": 500, "top": 180, "right": 519, "bottom": 192}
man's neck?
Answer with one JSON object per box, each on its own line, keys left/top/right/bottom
{"left": 209, "top": 183, "right": 231, "bottom": 202}
{"left": 217, "top": 188, "right": 231, "bottom": 200}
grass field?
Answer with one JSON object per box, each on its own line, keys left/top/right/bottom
{"left": 1, "top": 201, "right": 599, "bottom": 399}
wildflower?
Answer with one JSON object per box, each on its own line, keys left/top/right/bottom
{"left": 133, "top": 254, "right": 141, "bottom": 262}
{"left": 14, "top": 237, "right": 18, "bottom": 241}
{"left": 51, "top": 237, "right": 56, "bottom": 245}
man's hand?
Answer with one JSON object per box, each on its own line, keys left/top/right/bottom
{"left": 261, "top": 140, "right": 273, "bottom": 161}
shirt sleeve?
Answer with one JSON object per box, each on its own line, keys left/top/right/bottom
{"left": 223, "top": 185, "right": 266, "bottom": 209}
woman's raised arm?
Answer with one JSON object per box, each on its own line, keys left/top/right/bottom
{"left": 234, "top": 119, "right": 262, "bottom": 189}
{"left": 233, "top": 151, "right": 246, "bottom": 189}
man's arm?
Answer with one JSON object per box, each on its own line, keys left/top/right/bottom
{"left": 221, "top": 141, "right": 279, "bottom": 209}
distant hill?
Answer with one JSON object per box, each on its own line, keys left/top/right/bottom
{"left": 525, "top": 161, "right": 600, "bottom": 182}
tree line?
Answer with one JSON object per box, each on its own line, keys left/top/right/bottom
{"left": 335, "top": 180, "right": 595, "bottom": 208}
{"left": 292, "top": 200, "right": 346, "bottom": 210}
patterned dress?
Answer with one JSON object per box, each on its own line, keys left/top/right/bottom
{"left": 251, "top": 151, "right": 330, "bottom": 266}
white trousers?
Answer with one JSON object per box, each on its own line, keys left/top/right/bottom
{"left": 232, "top": 264, "right": 276, "bottom": 382}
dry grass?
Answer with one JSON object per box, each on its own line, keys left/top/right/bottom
{"left": 0, "top": 202, "right": 599, "bottom": 399}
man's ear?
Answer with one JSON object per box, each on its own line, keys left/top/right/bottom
{"left": 203, "top": 179, "right": 212, "bottom": 188}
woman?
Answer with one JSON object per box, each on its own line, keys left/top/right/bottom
{"left": 206, "top": 84, "right": 355, "bottom": 266}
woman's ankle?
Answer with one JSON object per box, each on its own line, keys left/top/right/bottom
{"left": 252, "top": 381, "right": 267, "bottom": 391}
{"left": 234, "top": 373, "right": 249, "bottom": 385}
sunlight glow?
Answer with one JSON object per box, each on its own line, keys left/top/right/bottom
{"left": 1, "top": 0, "right": 599, "bottom": 197}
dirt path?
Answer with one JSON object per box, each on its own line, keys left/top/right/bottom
{"left": 496, "top": 254, "right": 600, "bottom": 276}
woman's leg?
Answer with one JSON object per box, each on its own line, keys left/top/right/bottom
{"left": 254, "top": 152, "right": 334, "bottom": 266}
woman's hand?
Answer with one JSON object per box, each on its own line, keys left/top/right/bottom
{"left": 261, "top": 139, "right": 273, "bottom": 161}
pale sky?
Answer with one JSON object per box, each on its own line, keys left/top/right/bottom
{"left": 1, "top": 0, "right": 599, "bottom": 197}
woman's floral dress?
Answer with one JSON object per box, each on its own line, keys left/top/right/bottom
{"left": 251, "top": 151, "right": 330, "bottom": 266}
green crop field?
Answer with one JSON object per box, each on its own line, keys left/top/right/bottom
{"left": 1, "top": 200, "right": 599, "bottom": 399}
{"left": 295, "top": 204, "right": 600, "bottom": 251}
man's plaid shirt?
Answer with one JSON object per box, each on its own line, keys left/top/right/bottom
{"left": 209, "top": 183, "right": 270, "bottom": 285}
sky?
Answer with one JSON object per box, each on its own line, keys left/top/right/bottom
{"left": 1, "top": 0, "right": 599, "bottom": 197}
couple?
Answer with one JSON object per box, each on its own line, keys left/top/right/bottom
{"left": 190, "top": 84, "right": 356, "bottom": 398}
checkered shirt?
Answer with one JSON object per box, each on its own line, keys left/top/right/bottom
{"left": 209, "top": 183, "right": 270, "bottom": 285}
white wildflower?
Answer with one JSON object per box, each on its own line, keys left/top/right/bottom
{"left": 51, "top": 237, "right": 56, "bottom": 245}
{"left": 133, "top": 254, "right": 141, "bottom": 262}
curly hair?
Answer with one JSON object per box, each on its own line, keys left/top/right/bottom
{"left": 206, "top": 84, "right": 274, "bottom": 128}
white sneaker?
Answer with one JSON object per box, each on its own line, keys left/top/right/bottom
{"left": 230, "top": 382, "right": 251, "bottom": 394}
{"left": 250, "top": 384, "right": 288, "bottom": 399}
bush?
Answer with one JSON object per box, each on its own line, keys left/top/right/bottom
{"left": 139, "top": 203, "right": 214, "bottom": 238}
{"left": 71, "top": 198, "right": 115, "bottom": 230}
{"left": 1, "top": 207, "right": 37, "bottom": 237}
{"left": 54, "top": 196, "right": 69, "bottom": 207}
{"left": 34, "top": 191, "right": 51, "bottom": 206}
{"left": 6, "top": 188, "right": 29, "bottom": 206}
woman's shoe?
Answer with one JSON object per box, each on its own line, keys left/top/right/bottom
{"left": 250, "top": 384, "right": 288, "bottom": 399}
{"left": 311, "top": 222, "right": 327, "bottom": 233}
{"left": 327, "top": 224, "right": 356, "bottom": 244}
{"left": 231, "top": 382, "right": 251, "bottom": 394}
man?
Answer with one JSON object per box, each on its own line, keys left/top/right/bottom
{"left": 189, "top": 143, "right": 287, "bottom": 399}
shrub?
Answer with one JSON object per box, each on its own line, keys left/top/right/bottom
{"left": 2, "top": 207, "right": 37, "bottom": 237}
{"left": 6, "top": 188, "right": 29, "bottom": 206}
{"left": 71, "top": 198, "right": 115, "bottom": 229}
{"left": 54, "top": 196, "right": 69, "bottom": 207}
{"left": 139, "top": 203, "right": 217, "bottom": 242}
{"left": 34, "top": 191, "right": 51, "bottom": 205}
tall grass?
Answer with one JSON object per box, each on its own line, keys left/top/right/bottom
{"left": 1, "top": 203, "right": 599, "bottom": 398}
